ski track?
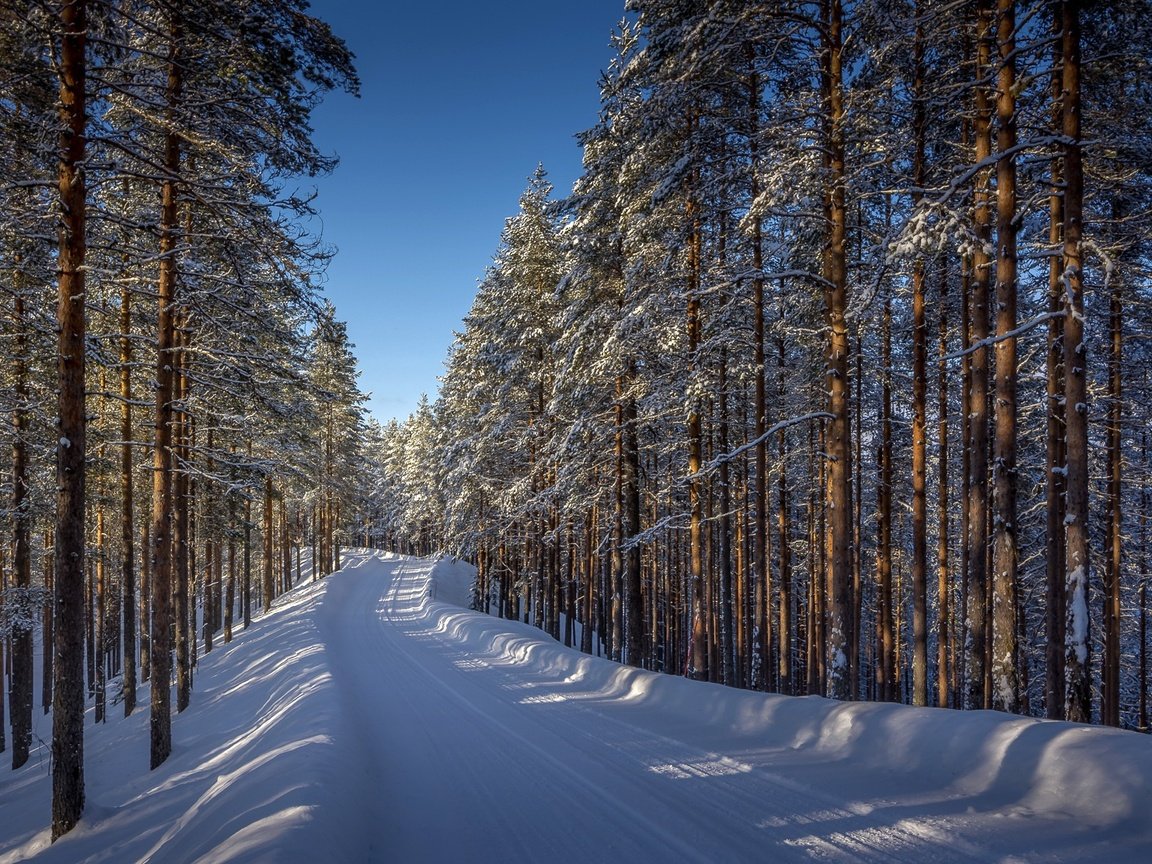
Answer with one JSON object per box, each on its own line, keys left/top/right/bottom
{"left": 317, "top": 551, "right": 1021, "bottom": 863}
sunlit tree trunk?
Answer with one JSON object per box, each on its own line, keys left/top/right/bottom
{"left": 120, "top": 276, "right": 136, "bottom": 716}
{"left": 910, "top": 1, "right": 929, "bottom": 707}
{"left": 687, "top": 114, "right": 707, "bottom": 681}
{"left": 966, "top": 0, "right": 994, "bottom": 711}
{"left": 937, "top": 268, "right": 951, "bottom": 707}
{"left": 150, "top": 5, "right": 183, "bottom": 771}
{"left": 822, "top": 0, "right": 853, "bottom": 701}
{"left": 991, "top": 0, "right": 1019, "bottom": 714}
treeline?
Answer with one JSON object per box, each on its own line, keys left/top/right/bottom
{"left": 375, "top": 0, "right": 1152, "bottom": 731}
{"left": 0, "top": 0, "right": 372, "bottom": 839}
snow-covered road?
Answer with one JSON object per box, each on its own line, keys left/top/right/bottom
{"left": 3, "top": 549, "right": 1149, "bottom": 863}
{"left": 316, "top": 552, "right": 1150, "bottom": 864}
{"left": 324, "top": 555, "right": 809, "bottom": 862}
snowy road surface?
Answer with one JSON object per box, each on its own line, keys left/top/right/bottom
{"left": 2, "top": 550, "right": 1150, "bottom": 863}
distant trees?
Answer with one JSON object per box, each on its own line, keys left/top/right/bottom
{"left": 376, "top": 0, "right": 1152, "bottom": 731}
{"left": 0, "top": 0, "right": 365, "bottom": 839}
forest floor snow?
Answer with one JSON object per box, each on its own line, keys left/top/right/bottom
{"left": 1, "top": 549, "right": 1150, "bottom": 862}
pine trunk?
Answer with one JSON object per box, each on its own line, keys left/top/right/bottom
{"left": 823, "top": 0, "right": 853, "bottom": 701}
{"left": 51, "top": 0, "right": 88, "bottom": 836}
{"left": 967, "top": 0, "right": 994, "bottom": 711}
{"left": 937, "top": 269, "right": 951, "bottom": 707}
{"left": 1061, "top": 0, "right": 1091, "bottom": 724}
{"left": 95, "top": 503, "right": 106, "bottom": 723}
{"left": 878, "top": 295, "right": 895, "bottom": 702}
{"left": 120, "top": 279, "right": 136, "bottom": 716}
{"left": 991, "top": 0, "right": 1019, "bottom": 713}
{"left": 263, "top": 476, "right": 274, "bottom": 613}
{"left": 174, "top": 322, "right": 191, "bottom": 713}
{"left": 687, "top": 124, "right": 707, "bottom": 681}
{"left": 10, "top": 292, "right": 33, "bottom": 768}
{"left": 1102, "top": 263, "right": 1122, "bottom": 725}
{"left": 149, "top": 7, "right": 183, "bottom": 771}
{"left": 910, "top": 3, "right": 929, "bottom": 707}
{"left": 777, "top": 339, "right": 792, "bottom": 694}
{"left": 1045, "top": 3, "right": 1067, "bottom": 719}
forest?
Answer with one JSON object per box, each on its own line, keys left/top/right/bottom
{"left": 0, "top": 0, "right": 385, "bottom": 840}
{"left": 374, "top": 0, "right": 1152, "bottom": 738}
{"left": 2, "top": 0, "right": 1151, "bottom": 850}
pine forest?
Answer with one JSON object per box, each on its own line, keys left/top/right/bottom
{"left": 379, "top": 0, "right": 1152, "bottom": 730}
{"left": 1, "top": 0, "right": 1151, "bottom": 858}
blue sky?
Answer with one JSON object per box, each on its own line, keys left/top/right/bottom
{"left": 305, "top": 1, "right": 626, "bottom": 424}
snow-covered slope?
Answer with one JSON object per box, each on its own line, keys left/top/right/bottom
{"left": 1, "top": 550, "right": 1149, "bottom": 863}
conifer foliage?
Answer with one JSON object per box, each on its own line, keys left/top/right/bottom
{"left": 378, "top": 0, "right": 1152, "bottom": 730}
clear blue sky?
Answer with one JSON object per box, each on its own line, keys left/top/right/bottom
{"left": 305, "top": 1, "right": 627, "bottom": 424}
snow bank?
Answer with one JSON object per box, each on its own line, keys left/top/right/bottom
{"left": 424, "top": 554, "right": 475, "bottom": 609}
{"left": 421, "top": 556, "right": 1152, "bottom": 840}
{"left": 0, "top": 569, "right": 359, "bottom": 864}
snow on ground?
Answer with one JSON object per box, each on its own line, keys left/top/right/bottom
{"left": 1, "top": 549, "right": 1149, "bottom": 863}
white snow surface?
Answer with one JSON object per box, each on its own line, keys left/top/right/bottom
{"left": 2, "top": 549, "right": 1150, "bottom": 863}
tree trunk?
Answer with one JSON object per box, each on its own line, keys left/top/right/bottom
{"left": 990, "top": 0, "right": 1020, "bottom": 714}
{"left": 263, "top": 476, "right": 275, "bottom": 613}
{"left": 687, "top": 120, "right": 707, "bottom": 681}
{"left": 204, "top": 443, "right": 216, "bottom": 654}
{"left": 1061, "top": 0, "right": 1091, "bottom": 725}
{"left": 910, "top": 2, "right": 929, "bottom": 707}
{"left": 1140, "top": 425, "right": 1148, "bottom": 732}
{"left": 149, "top": 5, "right": 183, "bottom": 771}
{"left": 51, "top": 0, "right": 88, "bottom": 838}
{"left": 140, "top": 519, "right": 150, "bottom": 684}
{"left": 623, "top": 363, "right": 643, "bottom": 668}
{"left": 120, "top": 277, "right": 136, "bottom": 716}
{"left": 718, "top": 347, "right": 735, "bottom": 686}
{"left": 966, "top": 0, "right": 994, "bottom": 711}
{"left": 42, "top": 532, "right": 53, "bottom": 715}
{"left": 10, "top": 291, "right": 33, "bottom": 768}
{"left": 174, "top": 319, "right": 191, "bottom": 713}
{"left": 1102, "top": 260, "right": 1122, "bottom": 726}
{"left": 243, "top": 466, "right": 252, "bottom": 628}
{"left": 747, "top": 43, "right": 770, "bottom": 693}
{"left": 612, "top": 380, "right": 625, "bottom": 661}
{"left": 95, "top": 503, "right": 106, "bottom": 723}
{"left": 777, "top": 338, "right": 792, "bottom": 694}
{"left": 878, "top": 293, "right": 894, "bottom": 702}
{"left": 956, "top": 247, "right": 971, "bottom": 709}
{"left": 1045, "top": 3, "right": 1067, "bottom": 720}
{"left": 225, "top": 462, "right": 236, "bottom": 643}
{"left": 822, "top": 0, "right": 853, "bottom": 701}
{"left": 937, "top": 268, "right": 951, "bottom": 707}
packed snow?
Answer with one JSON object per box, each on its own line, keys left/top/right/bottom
{"left": 2, "top": 549, "right": 1149, "bottom": 862}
